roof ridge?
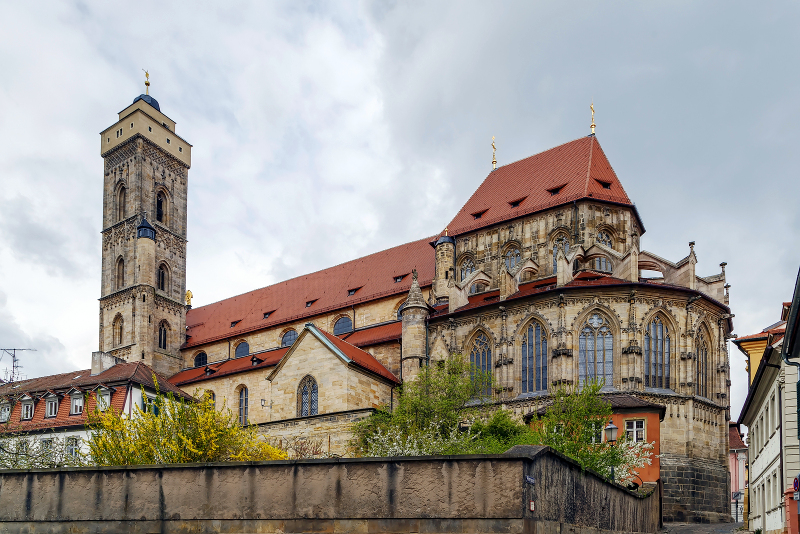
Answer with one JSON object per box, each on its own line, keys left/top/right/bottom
{"left": 492, "top": 135, "right": 593, "bottom": 170}
{"left": 189, "top": 235, "right": 436, "bottom": 311}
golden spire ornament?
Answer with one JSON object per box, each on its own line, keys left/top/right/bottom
{"left": 143, "top": 69, "right": 150, "bottom": 95}
{"left": 491, "top": 136, "right": 497, "bottom": 170}
{"left": 590, "top": 101, "right": 596, "bottom": 135}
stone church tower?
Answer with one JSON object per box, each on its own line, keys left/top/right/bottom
{"left": 97, "top": 91, "right": 192, "bottom": 376}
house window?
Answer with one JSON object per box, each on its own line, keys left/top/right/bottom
{"left": 470, "top": 333, "right": 492, "bottom": 396}
{"left": 157, "top": 265, "right": 167, "bottom": 291}
{"left": 644, "top": 317, "right": 670, "bottom": 389}
{"left": 46, "top": 398, "right": 58, "bottom": 418}
{"left": 41, "top": 438, "right": 53, "bottom": 450}
{"left": 158, "top": 323, "right": 168, "bottom": 350}
{"left": 235, "top": 342, "right": 249, "bottom": 358}
{"left": 66, "top": 437, "right": 79, "bottom": 458}
{"left": 0, "top": 404, "right": 9, "bottom": 422}
{"left": 70, "top": 396, "right": 84, "bottom": 415}
{"left": 578, "top": 313, "right": 613, "bottom": 387}
{"left": 596, "top": 231, "right": 612, "bottom": 248}
{"left": 97, "top": 391, "right": 111, "bottom": 411}
{"left": 281, "top": 330, "right": 298, "bottom": 347}
{"left": 116, "top": 257, "right": 125, "bottom": 289}
{"left": 696, "top": 336, "right": 709, "bottom": 398}
{"left": 194, "top": 352, "right": 207, "bottom": 367}
{"left": 156, "top": 192, "right": 165, "bottom": 223}
{"left": 21, "top": 402, "right": 34, "bottom": 420}
{"left": 590, "top": 421, "right": 604, "bottom": 444}
{"left": 333, "top": 316, "right": 353, "bottom": 336}
{"left": 594, "top": 257, "right": 612, "bottom": 272}
{"left": 552, "top": 236, "right": 570, "bottom": 274}
{"left": 460, "top": 258, "right": 476, "bottom": 282}
{"left": 297, "top": 375, "right": 319, "bottom": 417}
{"left": 238, "top": 387, "right": 248, "bottom": 425}
{"left": 625, "top": 419, "right": 645, "bottom": 442}
{"left": 504, "top": 247, "right": 521, "bottom": 271}
{"left": 521, "top": 323, "right": 548, "bottom": 394}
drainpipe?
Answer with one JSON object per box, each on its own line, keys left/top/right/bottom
{"left": 425, "top": 315, "right": 430, "bottom": 367}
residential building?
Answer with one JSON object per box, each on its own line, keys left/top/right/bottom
{"left": 730, "top": 422, "right": 747, "bottom": 522}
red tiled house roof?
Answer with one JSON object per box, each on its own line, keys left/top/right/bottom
{"left": 313, "top": 326, "right": 400, "bottom": 384}
{"left": 184, "top": 237, "right": 435, "bottom": 349}
{"left": 729, "top": 424, "right": 746, "bottom": 450}
{"left": 340, "top": 321, "right": 403, "bottom": 348}
{"left": 169, "top": 347, "right": 289, "bottom": 388}
{"left": 444, "top": 136, "right": 642, "bottom": 237}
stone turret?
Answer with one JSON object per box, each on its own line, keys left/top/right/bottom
{"left": 401, "top": 269, "right": 430, "bottom": 381}
{"left": 432, "top": 233, "right": 455, "bottom": 303}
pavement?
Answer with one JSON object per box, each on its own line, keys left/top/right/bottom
{"left": 661, "top": 522, "right": 746, "bottom": 534}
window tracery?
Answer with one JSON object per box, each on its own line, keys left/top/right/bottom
{"left": 596, "top": 231, "right": 612, "bottom": 248}
{"left": 504, "top": 247, "right": 521, "bottom": 271}
{"left": 194, "top": 352, "right": 207, "bottom": 367}
{"left": 470, "top": 333, "right": 492, "bottom": 396}
{"left": 158, "top": 322, "right": 169, "bottom": 350}
{"left": 281, "top": 329, "right": 298, "bottom": 347}
{"left": 695, "top": 335, "right": 710, "bottom": 398}
{"left": 460, "top": 258, "right": 475, "bottom": 281}
{"left": 521, "top": 322, "right": 547, "bottom": 393}
{"left": 297, "top": 375, "right": 319, "bottom": 417}
{"left": 644, "top": 316, "right": 670, "bottom": 389}
{"left": 578, "top": 313, "right": 613, "bottom": 386}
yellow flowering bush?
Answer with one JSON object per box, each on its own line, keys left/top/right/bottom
{"left": 85, "top": 379, "right": 287, "bottom": 465}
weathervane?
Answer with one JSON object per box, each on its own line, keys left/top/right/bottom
{"left": 143, "top": 69, "right": 150, "bottom": 95}
{"left": 491, "top": 136, "right": 497, "bottom": 170}
{"left": 590, "top": 101, "right": 596, "bottom": 135}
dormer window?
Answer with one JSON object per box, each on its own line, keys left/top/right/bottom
{"left": 21, "top": 402, "right": 33, "bottom": 420}
{"left": 596, "top": 179, "right": 612, "bottom": 189}
{"left": 347, "top": 287, "right": 361, "bottom": 296}
{"left": 70, "top": 395, "right": 84, "bottom": 415}
{"left": 0, "top": 404, "right": 9, "bottom": 423}
{"left": 547, "top": 185, "right": 564, "bottom": 196}
{"left": 394, "top": 275, "right": 406, "bottom": 283}
{"left": 472, "top": 209, "right": 488, "bottom": 220}
{"left": 97, "top": 390, "right": 111, "bottom": 411}
{"left": 263, "top": 311, "right": 274, "bottom": 319}
{"left": 509, "top": 197, "right": 526, "bottom": 208}
{"left": 305, "top": 300, "right": 317, "bottom": 308}
{"left": 230, "top": 320, "right": 241, "bottom": 328}
{"left": 46, "top": 397, "right": 59, "bottom": 418}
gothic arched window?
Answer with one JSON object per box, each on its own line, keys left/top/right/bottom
{"left": 594, "top": 257, "right": 612, "bottom": 273}
{"left": 696, "top": 336, "right": 710, "bottom": 398}
{"left": 158, "top": 322, "right": 168, "bottom": 350}
{"left": 470, "top": 333, "right": 492, "bottom": 395}
{"left": 235, "top": 342, "right": 249, "bottom": 358}
{"left": 504, "top": 247, "right": 521, "bottom": 271}
{"left": 460, "top": 258, "right": 475, "bottom": 282}
{"left": 113, "top": 315, "right": 124, "bottom": 347}
{"left": 117, "top": 187, "right": 126, "bottom": 221}
{"left": 297, "top": 375, "right": 319, "bottom": 417}
{"left": 156, "top": 192, "right": 166, "bottom": 223}
{"left": 116, "top": 258, "right": 125, "bottom": 289}
{"left": 521, "top": 322, "right": 548, "bottom": 394}
{"left": 644, "top": 317, "right": 670, "bottom": 389}
{"left": 333, "top": 316, "right": 353, "bottom": 336}
{"left": 281, "top": 330, "right": 298, "bottom": 347}
{"left": 578, "top": 313, "right": 613, "bottom": 386}
{"left": 194, "top": 352, "right": 207, "bottom": 367}
{"left": 552, "top": 236, "right": 570, "bottom": 274}
{"left": 596, "top": 231, "right": 612, "bottom": 248}
{"left": 157, "top": 265, "right": 167, "bottom": 291}
{"left": 238, "top": 386, "right": 248, "bottom": 425}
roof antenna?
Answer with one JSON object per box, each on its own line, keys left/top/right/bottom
{"left": 590, "top": 101, "right": 596, "bottom": 135}
{"left": 142, "top": 69, "right": 150, "bottom": 95}
{"left": 491, "top": 136, "right": 497, "bottom": 170}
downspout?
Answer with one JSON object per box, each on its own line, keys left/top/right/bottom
{"left": 425, "top": 315, "right": 430, "bottom": 367}
{"left": 778, "top": 382, "right": 785, "bottom": 517}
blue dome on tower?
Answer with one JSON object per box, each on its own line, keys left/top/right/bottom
{"left": 132, "top": 94, "right": 160, "bottom": 112}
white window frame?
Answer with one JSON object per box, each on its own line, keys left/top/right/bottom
{"left": 97, "top": 391, "right": 111, "bottom": 411}
{"left": 0, "top": 404, "right": 9, "bottom": 422}
{"left": 70, "top": 395, "right": 84, "bottom": 415}
{"left": 66, "top": 437, "right": 79, "bottom": 458}
{"left": 46, "top": 398, "right": 58, "bottom": 418}
{"left": 625, "top": 418, "right": 646, "bottom": 442}
{"left": 21, "top": 402, "right": 34, "bottom": 420}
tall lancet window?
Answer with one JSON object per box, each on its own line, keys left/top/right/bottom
{"left": 504, "top": 247, "right": 521, "bottom": 271}
{"left": 117, "top": 187, "right": 126, "bottom": 222}
{"left": 644, "top": 317, "right": 670, "bottom": 389}
{"left": 470, "top": 333, "right": 492, "bottom": 396}
{"left": 695, "top": 336, "right": 709, "bottom": 398}
{"left": 460, "top": 258, "right": 475, "bottom": 281}
{"left": 297, "top": 375, "right": 319, "bottom": 417}
{"left": 521, "top": 322, "right": 547, "bottom": 393}
{"left": 156, "top": 192, "right": 166, "bottom": 223}
{"left": 116, "top": 258, "right": 125, "bottom": 289}
{"left": 578, "top": 313, "right": 613, "bottom": 387}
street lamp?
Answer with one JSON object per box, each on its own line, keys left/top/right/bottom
{"left": 604, "top": 420, "right": 619, "bottom": 483}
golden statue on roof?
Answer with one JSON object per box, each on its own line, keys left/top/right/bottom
{"left": 492, "top": 136, "right": 497, "bottom": 170}
{"left": 143, "top": 69, "right": 150, "bottom": 95}
{"left": 590, "top": 101, "right": 596, "bottom": 134}
{"left": 185, "top": 289, "right": 193, "bottom": 306}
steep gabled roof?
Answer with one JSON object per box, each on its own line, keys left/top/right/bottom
{"left": 183, "top": 237, "right": 435, "bottom": 349}
{"left": 729, "top": 424, "right": 746, "bottom": 450}
{"left": 168, "top": 348, "right": 289, "bottom": 388}
{"left": 444, "top": 136, "right": 641, "bottom": 237}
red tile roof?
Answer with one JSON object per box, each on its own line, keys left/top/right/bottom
{"left": 168, "top": 348, "right": 289, "bottom": 388}
{"left": 314, "top": 327, "right": 400, "bottom": 384}
{"left": 735, "top": 323, "right": 786, "bottom": 343}
{"left": 444, "top": 136, "right": 640, "bottom": 237}
{"left": 340, "top": 322, "right": 403, "bottom": 348}
{"left": 729, "top": 425, "right": 746, "bottom": 450}
{"left": 184, "top": 237, "right": 435, "bottom": 349}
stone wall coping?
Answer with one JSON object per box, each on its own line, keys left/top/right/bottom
{"left": 258, "top": 407, "right": 377, "bottom": 427}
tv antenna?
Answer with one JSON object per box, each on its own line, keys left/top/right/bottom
{"left": 0, "top": 349, "right": 35, "bottom": 383}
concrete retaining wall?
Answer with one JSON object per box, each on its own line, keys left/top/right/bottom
{"left": 0, "top": 446, "right": 659, "bottom": 533}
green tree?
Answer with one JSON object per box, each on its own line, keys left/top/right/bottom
{"left": 0, "top": 431, "right": 85, "bottom": 469}
{"left": 85, "top": 381, "right": 287, "bottom": 465}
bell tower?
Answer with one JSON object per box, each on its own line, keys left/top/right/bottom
{"left": 97, "top": 82, "right": 192, "bottom": 377}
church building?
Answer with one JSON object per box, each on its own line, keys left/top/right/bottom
{"left": 7, "top": 88, "right": 735, "bottom": 524}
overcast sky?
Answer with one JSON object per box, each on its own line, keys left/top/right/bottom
{"left": 1, "top": 1, "right": 798, "bottom": 427}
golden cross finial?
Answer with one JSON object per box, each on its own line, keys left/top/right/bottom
{"left": 143, "top": 69, "right": 150, "bottom": 95}
{"left": 444, "top": 227, "right": 448, "bottom": 236}
{"left": 491, "top": 136, "right": 497, "bottom": 170}
{"left": 590, "top": 101, "right": 596, "bottom": 134}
